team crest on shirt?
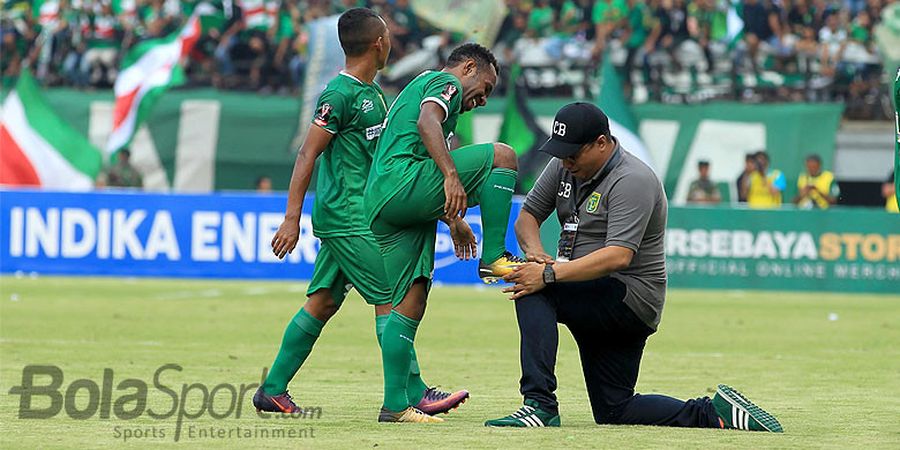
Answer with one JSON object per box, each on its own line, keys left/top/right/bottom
{"left": 587, "top": 192, "right": 602, "bottom": 213}
{"left": 314, "top": 103, "right": 333, "bottom": 127}
{"left": 361, "top": 99, "right": 374, "bottom": 113}
{"left": 440, "top": 83, "right": 458, "bottom": 101}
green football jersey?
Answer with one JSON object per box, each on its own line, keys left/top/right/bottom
{"left": 365, "top": 70, "right": 463, "bottom": 224}
{"left": 311, "top": 71, "right": 387, "bottom": 238}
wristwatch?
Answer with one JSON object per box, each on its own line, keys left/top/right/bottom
{"left": 542, "top": 263, "right": 556, "bottom": 285}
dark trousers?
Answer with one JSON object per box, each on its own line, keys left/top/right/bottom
{"left": 516, "top": 277, "right": 720, "bottom": 428}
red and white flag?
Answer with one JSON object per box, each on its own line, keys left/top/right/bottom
{"left": 0, "top": 70, "right": 102, "bottom": 190}
{"left": 106, "top": 13, "right": 202, "bottom": 155}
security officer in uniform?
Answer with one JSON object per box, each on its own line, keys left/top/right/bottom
{"left": 484, "top": 103, "right": 783, "bottom": 433}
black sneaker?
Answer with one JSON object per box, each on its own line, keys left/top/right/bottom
{"left": 252, "top": 387, "right": 302, "bottom": 413}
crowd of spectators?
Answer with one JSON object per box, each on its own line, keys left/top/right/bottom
{"left": 496, "top": 0, "right": 889, "bottom": 117}
{"left": 0, "top": 0, "right": 894, "bottom": 116}
{"left": 1, "top": 0, "right": 434, "bottom": 93}
{"left": 686, "top": 152, "right": 897, "bottom": 212}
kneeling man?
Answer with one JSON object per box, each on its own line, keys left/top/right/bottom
{"left": 486, "top": 103, "right": 782, "bottom": 432}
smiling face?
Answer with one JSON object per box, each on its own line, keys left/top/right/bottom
{"left": 458, "top": 60, "right": 498, "bottom": 113}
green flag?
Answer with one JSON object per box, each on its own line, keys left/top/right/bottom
{"left": 498, "top": 65, "right": 535, "bottom": 156}
{"left": 597, "top": 54, "right": 655, "bottom": 175}
{"left": 497, "top": 64, "right": 548, "bottom": 192}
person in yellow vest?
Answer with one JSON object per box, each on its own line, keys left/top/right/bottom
{"left": 741, "top": 151, "right": 786, "bottom": 208}
{"left": 793, "top": 154, "right": 839, "bottom": 209}
{"left": 883, "top": 171, "right": 899, "bottom": 213}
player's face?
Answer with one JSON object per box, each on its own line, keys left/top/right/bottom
{"left": 375, "top": 20, "right": 391, "bottom": 70}
{"left": 460, "top": 61, "right": 497, "bottom": 113}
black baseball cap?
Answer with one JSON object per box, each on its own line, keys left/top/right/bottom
{"left": 538, "top": 102, "right": 610, "bottom": 158}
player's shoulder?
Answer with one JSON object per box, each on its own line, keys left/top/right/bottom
{"left": 419, "top": 70, "right": 461, "bottom": 88}
{"left": 619, "top": 147, "right": 656, "bottom": 180}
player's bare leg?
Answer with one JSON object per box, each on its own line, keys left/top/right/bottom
{"left": 254, "top": 290, "right": 339, "bottom": 413}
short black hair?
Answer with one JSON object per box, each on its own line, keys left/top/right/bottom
{"left": 337, "top": 8, "right": 385, "bottom": 57}
{"left": 698, "top": 160, "right": 710, "bottom": 168}
{"left": 805, "top": 154, "right": 822, "bottom": 164}
{"left": 755, "top": 150, "right": 769, "bottom": 162}
{"left": 745, "top": 153, "right": 756, "bottom": 161}
{"left": 446, "top": 43, "right": 500, "bottom": 76}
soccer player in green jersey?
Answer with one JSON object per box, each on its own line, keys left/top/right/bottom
{"left": 366, "top": 44, "right": 524, "bottom": 423}
{"left": 253, "top": 8, "right": 470, "bottom": 417}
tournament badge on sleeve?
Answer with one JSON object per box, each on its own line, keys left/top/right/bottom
{"left": 314, "top": 103, "right": 333, "bottom": 127}
{"left": 441, "top": 83, "right": 458, "bottom": 101}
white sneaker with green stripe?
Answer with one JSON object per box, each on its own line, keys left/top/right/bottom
{"left": 484, "top": 399, "right": 561, "bottom": 427}
{"left": 712, "top": 384, "right": 783, "bottom": 433}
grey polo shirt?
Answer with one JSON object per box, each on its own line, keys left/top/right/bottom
{"left": 522, "top": 141, "right": 668, "bottom": 330}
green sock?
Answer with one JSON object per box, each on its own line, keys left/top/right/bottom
{"left": 261, "top": 307, "right": 324, "bottom": 395}
{"left": 378, "top": 314, "right": 429, "bottom": 406}
{"left": 479, "top": 167, "right": 517, "bottom": 262}
{"left": 380, "top": 310, "right": 420, "bottom": 412}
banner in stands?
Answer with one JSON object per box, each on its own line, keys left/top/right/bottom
{"left": 11, "top": 90, "right": 843, "bottom": 203}
{"left": 2, "top": 190, "right": 897, "bottom": 293}
{"left": 664, "top": 207, "right": 899, "bottom": 293}
{"left": 0, "top": 190, "right": 518, "bottom": 284}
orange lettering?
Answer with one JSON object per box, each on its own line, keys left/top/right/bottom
{"left": 860, "top": 234, "right": 885, "bottom": 262}
{"left": 819, "top": 233, "right": 840, "bottom": 261}
{"left": 888, "top": 235, "right": 900, "bottom": 263}
{"left": 841, "top": 234, "right": 863, "bottom": 261}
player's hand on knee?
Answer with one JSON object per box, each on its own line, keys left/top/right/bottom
{"left": 271, "top": 219, "right": 301, "bottom": 259}
{"left": 443, "top": 176, "right": 467, "bottom": 220}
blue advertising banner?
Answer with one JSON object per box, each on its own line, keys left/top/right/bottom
{"left": 0, "top": 190, "right": 521, "bottom": 284}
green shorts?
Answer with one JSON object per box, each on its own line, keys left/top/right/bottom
{"left": 307, "top": 234, "right": 391, "bottom": 306}
{"left": 371, "top": 143, "right": 495, "bottom": 305}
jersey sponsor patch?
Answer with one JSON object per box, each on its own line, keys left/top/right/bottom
{"left": 365, "top": 124, "right": 382, "bottom": 141}
{"left": 440, "top": 83, "right": 458, "bottom": 102}
{"left": 314, "top": 103, "right": 333, "bottom": 127}
{"left": 361, "top": 99, "right": 374, "bottom": 114}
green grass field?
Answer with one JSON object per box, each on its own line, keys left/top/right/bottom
{"left": 1, "top": 276, "right": 899, "bottom": 449}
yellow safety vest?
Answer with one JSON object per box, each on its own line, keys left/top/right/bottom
{"left": 797, "top": 170, "right": 836, "bottom": 209}
{"left": 747, "top": 171, "right": 782, "bottom": 208}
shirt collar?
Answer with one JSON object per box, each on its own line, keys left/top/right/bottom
{"left": 339, "top": 70, "right": 364, "bottom": 85}
{"left": 584, "top": 137, "right": 622, "bottom": 182}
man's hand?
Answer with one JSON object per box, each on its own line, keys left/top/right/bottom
{"left": 271, "top": 219, "right": 300, "bottom": 259}
{"left": 502, "top": 262, "right": 547, "bottom": 300}
{"left": 443, "top": 175, "right": 467, "bottom": 220}
{"left": 448, "top": 219, "right": 478, "bottom": 260}
{"left": 526, "top": 251, "right": 554, "bottom": 264}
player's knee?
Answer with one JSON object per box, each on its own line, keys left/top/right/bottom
{"left": 492, "top": 143, "right": 518, "bottom": 171}
{"left": 304, "top": 293, "right": 340, "bottom": 322}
